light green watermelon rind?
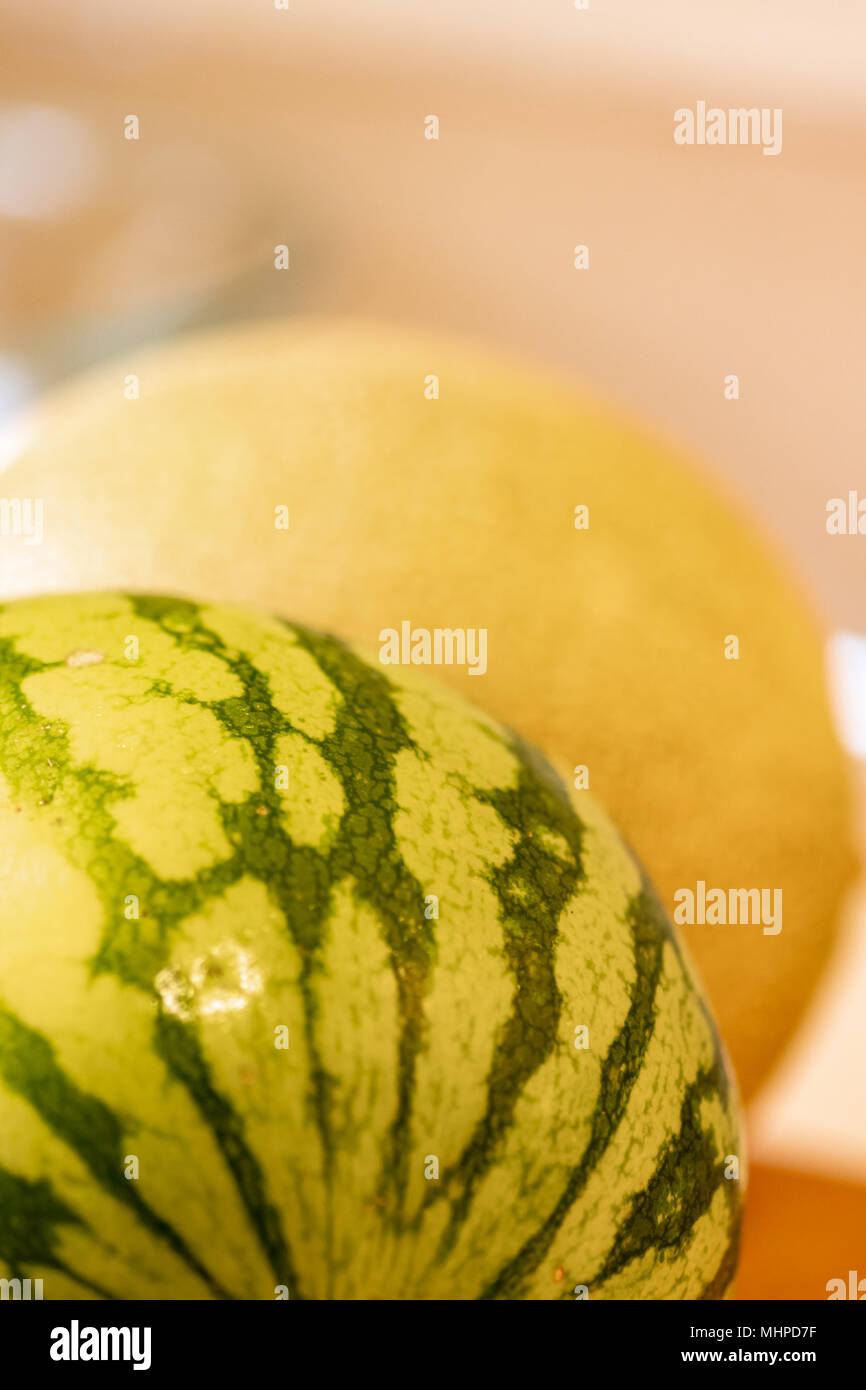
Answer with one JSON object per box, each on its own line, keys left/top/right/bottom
{"left": 0, "top": 594, "right": 742, "bottom": 1299}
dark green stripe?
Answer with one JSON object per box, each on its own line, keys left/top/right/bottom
{"left": 626, "top": 852, "right": 731, "bottom": 1112}
{"left": 589, "top": 1061, "right": 731, "bottom": 1290}
{"left": 154, "top": 1014, "right": 296, "bottom": 1294}
{"left": 478, "top": 886, "right": 668, "bottom": 1299}
{"left": 0, "top": 1005, "right": 231, "bottom": 1298}
{"left": 419, "top": 740, "right": 584, "bottom": 1267}
{"left": 288, "top": 625, "right": 436, "bottom": 1230}
{"left": 698, "top": 1215, "right": 742, "bottom": 1301}
{"left": 0, "top": 1165, "right": 116, "bottom": 1298}
{"left": 130, "top": 596, "right": 331, "bottom": 1298}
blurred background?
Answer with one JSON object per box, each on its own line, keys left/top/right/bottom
{"left": 0, "top": 0, "right": 864, "bottom": 1296}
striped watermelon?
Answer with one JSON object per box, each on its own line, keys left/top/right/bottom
{"left": 0, "top": 592, "right": 743, "bottom": 1300}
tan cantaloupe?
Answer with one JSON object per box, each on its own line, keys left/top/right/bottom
{"left": 0, "top": 317, "right": 856, "bottom": 1100}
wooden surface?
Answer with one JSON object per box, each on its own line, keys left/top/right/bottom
{"left": 736, "top": 1164, "right": 866, "bottom": 1300}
